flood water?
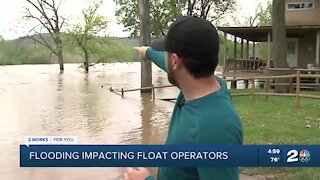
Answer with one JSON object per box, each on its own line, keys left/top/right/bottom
{"left": 0, "top": 63, "right": 182, "bottom": 180}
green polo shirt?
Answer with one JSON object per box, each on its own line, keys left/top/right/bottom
{"left": 145, "top": 48, "right": 243, "bottom": 180}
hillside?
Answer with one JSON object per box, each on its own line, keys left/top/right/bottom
{"left": 0, "top": 34, "right": 267, "bottom": 65}
{"left": 114, "top": 37, "right": 140, "bottom": 47}
{"left": 0, "top": 34, "right": 138, "bottom": 65}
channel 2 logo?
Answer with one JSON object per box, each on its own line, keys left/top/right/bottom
{"left": 286, "top": 149, "right": 311, "bottom": 163}
{"left": 299, "top": 150, "right": 311, "bottom": 162}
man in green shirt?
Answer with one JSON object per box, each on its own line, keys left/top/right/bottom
{"left": 124, "top": 16, "right": 243, "bottom": 180}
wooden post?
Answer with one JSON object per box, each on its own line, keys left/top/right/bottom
{"left": 246, "top": 40, "right": 250, "bottom": 59}
{"left": 234, "top": 36, "right": 237, "bottom": 58}
{"left": 253, "top": 42, "right": 256, "bottom": 59}
{"left": 265, "top": 32, "right": 271, "bottom": 101}
{"left": 139, "top": 0, "right": 152, "bottom": 93}
{"left": 246, "top": 40, "right": 250, "bottom": 71}
{"left": 223, "top": 32, "right": 227, "bottom": 74}
{"left": 317, "top": 30, "right": 320, "bottom": 65}
{"left": 253, "top": 42, "right": 256, "bottom": 71}
{"left": 241, "top": 38, "right": 244, "bottom": 58}
{"left": 289, "top": 68, "right": 294, "bottom": 93}
{"left": 251, "top": 76, "right": 256, "bottom": 103}
{"left": 152, "top": 84, "right": 155, "bottom": 101}
{"left": 265, "top": 76, "right": 269, "bottom": 101}
{"left": 296, "top": 70, "right": 301, "bottom": 108}
{"left": 316, "top": 30, "right": 320, "bottom": 85}
{"left": 267, "top": 32, "right": 271, "bottom": 71}
{"left": 241, "top": 38, "right": 244, "bottom": 70}
{"left": 231, "top": 77, "right": 237, "bottom": 89}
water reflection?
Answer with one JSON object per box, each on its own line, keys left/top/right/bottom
{"left": 57, "top": 72, "right": 63, "bottom": 91}
{"left": 140, "top": 93, "right": 154, "bottom": 144}
{"left": 80, "top": 73, "right": 107, "bottom": 137}
{"left": 54, "top": 73, "right": 65, "bottom": 132}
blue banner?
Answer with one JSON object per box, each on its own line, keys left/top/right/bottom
{"left": 20, "top": 145, "right": 320, "bottom": 167}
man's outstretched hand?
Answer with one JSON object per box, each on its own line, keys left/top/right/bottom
{"left": 134, "top": 46, "right": 149, "bottom": 61}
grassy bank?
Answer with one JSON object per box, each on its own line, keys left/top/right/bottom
{"left": 230, "top": 89, "right": 320, "bottom": 179}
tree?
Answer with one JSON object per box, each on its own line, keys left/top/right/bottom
{"left": 138, "top": 0, "right": 152, "bottom": 92}
{"left": 0, "top": 36, "right": 7, "bottom": 64}
{"left": 183, "top": 0, "right": 236, "bottom": 22}
{"left": 23, "top": 0, "right": 66, "bottom": 71}
{"left": 258, "top": 0, "right": 272, "bottom": 26}
{"left": 115, "top": 0, "right": 235, "bottom": 37}
{"left": 227, "top": 1, "right": 272, "bottom": 65}
{"left": 67, "top": 0, "right": 108, "bottom": 72}
{"left": 232, "top": 0, "right": 272, "bottom": 27}
{"left": 115, "top": 0, "right": 180, "bottom": 37}
{"left": 272, "top": 0, "right": 288, "bottom": 93}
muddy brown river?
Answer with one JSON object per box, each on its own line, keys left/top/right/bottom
{"left": 0, "top": 63, "right": 230, "bottom": 180}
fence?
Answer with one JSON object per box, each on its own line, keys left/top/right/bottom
{"left": 106, "top": 70, "right": 320, "bottom": 109}
{"left": 225, "top": 58, "right": 269, "bottom": 72}
{"left": 227, "top": 70, "right": 320, "bottom": 109}
{"left": 107, "top": 84, "right": 175, "bottom": 101}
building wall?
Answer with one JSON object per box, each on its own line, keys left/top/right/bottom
{"left": 297, "top": 30, "right": 317, "bottom": 67}
{"left": 285, "top": 0, "right": 320, "bottom": 26}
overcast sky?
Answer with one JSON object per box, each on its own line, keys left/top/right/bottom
{"left": 0, "top": 0, "right": 269, "bottom": 40}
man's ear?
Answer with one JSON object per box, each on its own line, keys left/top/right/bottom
{"left": 171, "top": 53, "right": 182, "bottom": 70}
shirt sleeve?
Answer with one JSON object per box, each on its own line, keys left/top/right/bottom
{"left": 145, "top": 176, "right": 156, "bottom": 180}
{"left": 215, "top": 76, "right": 232, "bottom": 100}
{"left": 197, "top": 167, "right": 239, "bottom": 180}
{"left": 215, "top": 76, "right": 227, "bottom": 88}
{"left": 146, "top": 47, "right": 167, "bottom": 72}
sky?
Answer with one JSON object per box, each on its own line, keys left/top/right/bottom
{"left": 0, "top": 0, "right": 269, "bottom": 40}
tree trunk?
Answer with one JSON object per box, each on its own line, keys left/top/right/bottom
{"left": 139, "top": 0, "right": 152, "bottom": 93}
{"left": 58, "top": 49, "right": 64, "bottom": 71}
{"left": 84, "top": 50, "right": 89, "bottom": 72}
{"left": 272, "top": 0, "right": 288, "bottom": 93}
{"left": 56, "top": 34, "right": 64, "bottom": 71}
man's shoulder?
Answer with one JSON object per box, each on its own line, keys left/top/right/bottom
{"left": 215, "top": 76, "right": 227, "bottom": 87}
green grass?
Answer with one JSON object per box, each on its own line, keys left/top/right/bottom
{"left": 230, "top": 89, "right": 320, "bottom": 179}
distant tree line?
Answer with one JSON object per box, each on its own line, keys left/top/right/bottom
{"left": 0, "top": 0, "right": 137, "bottom": 68}
{"left": 0, "top": 34, "right": 137, "bottom": 65}
{"left": 1, "top": 0, "right": 274, "bottom": 71}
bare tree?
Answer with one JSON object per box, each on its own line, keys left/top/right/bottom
{"left": 23, "top": 0, "right": 66, "bottom": 71}
{"left": 115, "top": 0, "right": 235, "bottom": 37}
{"left": 183, "top": 0, "right": 236, "bottom": 22}
{"left": 231, "top": 3, "right": 261, "bottom": 27}
{"left": 231, "top": 1, "right": 272, "bottom": 27}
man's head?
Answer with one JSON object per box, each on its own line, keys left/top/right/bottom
{"left": 151, "top": 16, "right": 220, "bottom": 86}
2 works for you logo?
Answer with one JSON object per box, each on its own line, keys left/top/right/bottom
{"left": 299, "top": 150, "right": 311, "bottom": 163}
{"left": 24, "top": 136, "right": 79, "bottom": 147}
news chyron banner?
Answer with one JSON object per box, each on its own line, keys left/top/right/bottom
{"left": 20, "top": 136, "right": 320, "bottom": 167}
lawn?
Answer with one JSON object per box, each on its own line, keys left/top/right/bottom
{"left": 230, "top": 89, "right": 320, "bottom": 180}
